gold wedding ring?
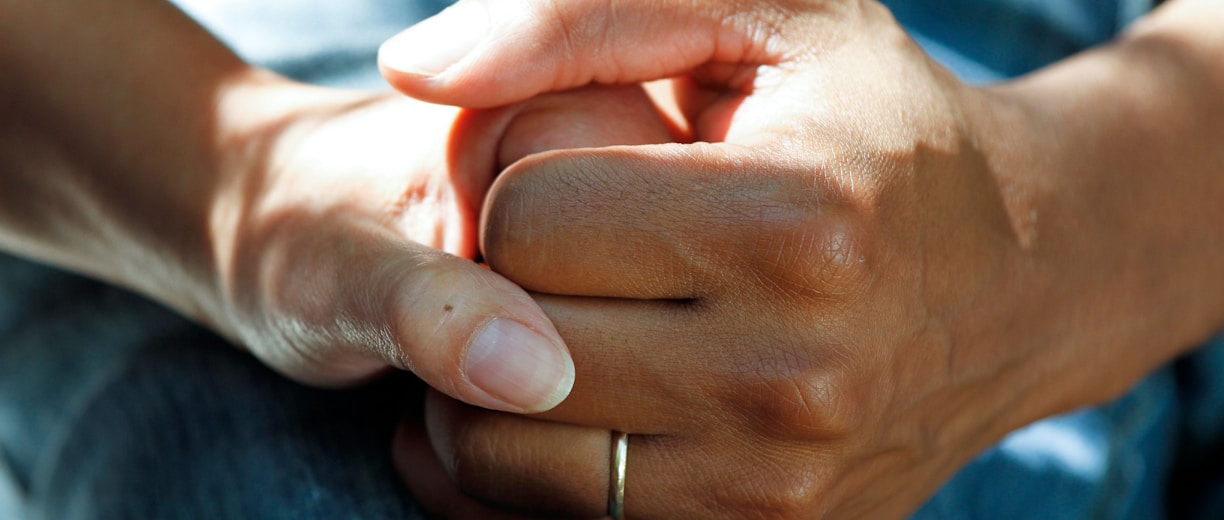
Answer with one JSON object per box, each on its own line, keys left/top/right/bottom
{"left": 608, "top": 431, "right": 628, "bottom": 520}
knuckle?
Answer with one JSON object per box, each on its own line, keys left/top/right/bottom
{"left": 444, "top": 420, "right": 502, "bottom": 499}
{"left": 754, "top": 216, "right": 872, "bottom": 301}
{"left": 481, "top": 155, "right": 576, "bottom": 272}
{"left": 448, "top": 452, "right": 491, "bottom": 500}
{"left": 237, "top": 233, "right": 408, "bottom": 384}
{"left": 527, "top": 0, "right": 606, "bottom": 86}
{"left": 737, "top": 174, "right": 873, "bottom": 301}
{"left": 712, "top": 461, "right": 826, "bottom": 518}
{"left": 735, "top": 365, "right": 868, "bottom": 441}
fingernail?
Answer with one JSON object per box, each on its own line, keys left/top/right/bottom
{"left": 466, "top": 318, "right": 575, "bottom": 412}
{"left": 379, "top": 0, "right": 488, "bottom": 76}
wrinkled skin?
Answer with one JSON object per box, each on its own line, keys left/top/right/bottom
{"left": 210, "top": 82, "right": 674, "bottom": 404}
{"left": 382, "top": 0, "right": 1224, "bottom": 518}
{"left": 1, "top": 0, "right": 677, "bottom": 418}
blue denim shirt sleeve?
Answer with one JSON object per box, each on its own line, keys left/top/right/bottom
{"left": 882, "top": 0, "right": 1155, "bottom": 81}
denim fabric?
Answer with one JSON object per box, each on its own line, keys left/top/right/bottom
{"left": 3, "top": 0, "right": 1222, "bottom": 519}
{"left": 172, "top": 0, "right": 454, "bottom": 89}
{"left": 882, "top": 0, "right": 1154, "bottom": 81}
{"left": 0, "top": 256, "right": 429, "bottom": 520}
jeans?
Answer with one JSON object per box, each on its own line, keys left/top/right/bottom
{"left": 2, "top": 0, "right": 1221, "bottom": 518}
{"left": 0, "top": 252, "right": 428, "bottom": 519}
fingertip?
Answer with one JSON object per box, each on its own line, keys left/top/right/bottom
{"left": 378, "top": 0, "right": 537, "bottom": 108}
{"left": 378, "top": 51, "right": 535, "bottom": 109}
{"left": 379, "top": 0, "right": 752, "bottom": 109}
{"left": 377, "top": 58, "right": 424, "bottom": 97}
{"left": 464, "top": 317, "right": 575, "bottom": 413}
{"left": 377, "top": 0, "right": 501, "bottom": 107}
{"left": 378, "top": 0, "right": 488, "bottom": 78}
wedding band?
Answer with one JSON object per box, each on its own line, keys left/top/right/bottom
{"left": 608, "top": 431, "right": 628, "bottom": 520}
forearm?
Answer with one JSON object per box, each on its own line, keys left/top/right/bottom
{"left": 972, "top": 0, "right": 1224, "bottom": 421}
{"left": 0, "top": 0, "right": 311, "bottom": 328}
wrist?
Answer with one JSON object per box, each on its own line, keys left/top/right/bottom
{"left": 962, "top": 13, "right": 1224, "bottom": 426}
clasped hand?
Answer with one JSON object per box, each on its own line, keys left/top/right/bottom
{"left": 202, "top": 0, "right": 1222, "bottom": 517}
{"left": 371, "top": 0, "right": 1138, "bottom": 518}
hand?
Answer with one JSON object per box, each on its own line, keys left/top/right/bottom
{"left": 205, "top": 80, "right": 673, "bottom": 412}
{"left": 382, "top": 0, "right": 1224, "bottom": 517}
{"left": 0, "top": 0, "right": 675, "bottom": 416}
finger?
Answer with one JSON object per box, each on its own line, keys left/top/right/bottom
{"left": 419, "top": 390, "right": 717, "bottom": 519}
{"left": 394, "top": 415, "right": 536, "bottom": 520}
{"left": 430, "top": 389, "right": 690, "bottom": 518}
{"left": 246, "top": 219, "right": 574, "bottom": 415}
{"left": 386, "top": 242, "right": 577, "bottom": 414}
{"left": 495, "top": 84, "right": 679, "bottom": 169}
{"left": 429, "top": 389, "right": 607, "bottom": 518}
{"left": 448, "top": 84, "right": 676, "bottom": 195}
{"left": 513, "top": 293, "right": 857, "bottom": 442}
{"left": 377, "top": 0, "right": 790, "bottom": 107}
{"left": 480, "top": 143, "right": 838, "bottom": 299}
{"left": 522, "top": 294, "right": 714, "bottom": 434}
{"left": 264, "top": 86, "right": 675, "bottom": 413}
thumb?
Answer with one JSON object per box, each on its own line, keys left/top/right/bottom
{"left": 249, "top": 219, "right": 575, "bottom": 415}
{"left": 377, "top": 0, "right": 781, "bottom": 108}
{"left": 380, "top": 245, "right": 577, "bottom": 415}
